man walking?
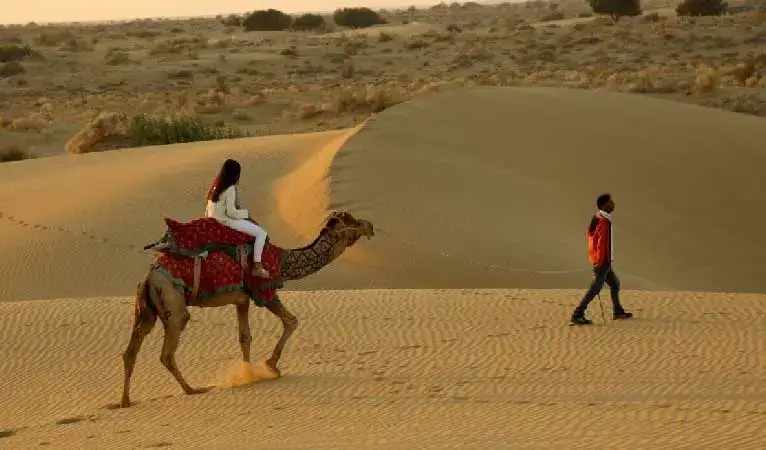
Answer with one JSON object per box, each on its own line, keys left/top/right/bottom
{"left": 570, "top": 193, "right": 633, "bottom": 325}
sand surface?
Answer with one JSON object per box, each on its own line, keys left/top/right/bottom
{"left": 1, "top": 290, "right": 765, "bottom": 448}
{"left": 2, "top": 87, "right": 766, "bottom": 448}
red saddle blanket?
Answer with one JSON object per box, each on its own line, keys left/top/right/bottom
{"left": 150, "top": 218, "right": 285, "bottom": 307}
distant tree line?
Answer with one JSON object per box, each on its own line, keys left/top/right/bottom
{"left": 219, "top": 7, "right": 387, "bottom": 32}
{"left": 586, "top": 0, "right": 729, "bottom": 21}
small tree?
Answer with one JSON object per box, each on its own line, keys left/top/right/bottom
{"left": 292, "top": 13, "right": 326, "bottom": 31}
{"left": 676, "top": 0, "right": 728, "bottom": 16}
{"left": 588, "top": 0, "right": 642, "bottom": 21}
{"left": 0, "top": 44, "right": 32, "bottom": 63}
{"left": 333, "top": 7, "right": 386, "bottom": 28}
{"left": 242, "top": 9, "right": 292, "bottom": 32}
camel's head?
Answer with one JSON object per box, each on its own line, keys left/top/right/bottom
{"left": 324, "top": 210, "right": 375, "bottom": 246}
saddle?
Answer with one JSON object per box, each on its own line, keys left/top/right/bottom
{"left": 145, "top": 217, "right": 284, "bottom": 306}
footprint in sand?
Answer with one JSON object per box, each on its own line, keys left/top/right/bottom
{"left": 0, "top": 429, "right": 16, "bottom": 438}
{"left": 55, "top": 416, "right": 86, "bottom": 425}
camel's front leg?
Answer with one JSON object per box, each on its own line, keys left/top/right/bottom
{"left": 265, "top": 296, "right": 298, "bottom": 376}
{"left": 156, "top": 291, "right": 209, "bottom": 397}
{"left": 236, "top": 301, "right": 252, "bottom": 363}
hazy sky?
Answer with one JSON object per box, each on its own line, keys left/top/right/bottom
{"left": 3, "top": 1, "right": 450, "bottom": 25}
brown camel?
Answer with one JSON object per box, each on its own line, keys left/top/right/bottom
{"left": 120, "top": 211, "right": 374, "bottom": 408}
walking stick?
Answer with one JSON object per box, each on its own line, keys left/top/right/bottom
{"left": 597, "top": 293, "right": 606, "bottom": 324}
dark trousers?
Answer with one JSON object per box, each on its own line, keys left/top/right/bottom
{"left": 574, "top": 264, "right": 624, "bottom": 316}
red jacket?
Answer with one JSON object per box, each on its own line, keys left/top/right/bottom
{"left": 587, "top": 212, "right": 612, "bottom": 267}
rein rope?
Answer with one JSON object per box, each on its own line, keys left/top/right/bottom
{"left": 2, "top": 210, "right": 592, "bottom": 278}
{"left": 373, "top": 227, "right": 591, "bottom": 276}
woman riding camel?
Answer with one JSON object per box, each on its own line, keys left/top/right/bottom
{"left": 205, "top": 158, "right": 270, "bottom": 278}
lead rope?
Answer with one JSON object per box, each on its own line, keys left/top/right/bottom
{"left": 373, "top": 227, "right": 591, "bottom": 275}
{"left": 0, "top": 210, "right": 591, "bottom": 277}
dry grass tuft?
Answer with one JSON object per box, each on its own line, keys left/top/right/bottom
{"left": 65, "top": 112, "right": 128, "bottom": 154}
{"left": 0, "top": 142, "right": 31, "bottom": 162}
{"left": 691, "top": 64, "right": 720, "bottom": 95}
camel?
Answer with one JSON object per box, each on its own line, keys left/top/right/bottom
{"left": 120, "top": 210, "right": 375, "bottom": 408}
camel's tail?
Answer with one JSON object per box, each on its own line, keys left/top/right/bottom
{"left": 134, "top": 279, "right": 156, "bottom": 321}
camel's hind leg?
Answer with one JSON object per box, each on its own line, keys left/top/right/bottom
{"left": 265, "top": 294, "right": 299, "bottom": 376}
{"left": 236, "top": 301, "right": 252, "bottom": 363}
{"left": 121, "top": 281, "right": 158, "bottom": 408}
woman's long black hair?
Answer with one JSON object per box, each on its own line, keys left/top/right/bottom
{"left": 207, "top": 159, "right": 241, "bottom": 202}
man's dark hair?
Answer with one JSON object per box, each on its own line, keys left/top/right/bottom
{"left": 596, "top": 193, "right": 611, "bottom": 209}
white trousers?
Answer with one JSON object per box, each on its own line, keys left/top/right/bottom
{"left": 223, "top": 219, "right": 268, "bottom": 262}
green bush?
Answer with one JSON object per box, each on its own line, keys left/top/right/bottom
{"left": 587, "top": 0, "right": 642, "bottom": 21}
{"left": 0, "top": 143, "right": 29, "bottom": 163}
{"left": 242, "top": 9, "right": 292, "bottom": 31}
{"left": 0, "top": 44, "right": 32, "bottom": 62}
{"left": 333, "top": 7, "right": 387, "bottom": 29}
{"left": 676, "top": 0, "right": 728, "bottom": 16}
{"left": 292, "top": 13, "right": 326, "bottom": 31}
{"left": 0, "top": 61, "right": 25, "bottom": 78}
{"left": 126, "top": 115, "right": 249, "bottom": 147}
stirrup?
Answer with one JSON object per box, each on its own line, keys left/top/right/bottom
{"left": 252, "top": 267, "right": 270, "bottom": 278}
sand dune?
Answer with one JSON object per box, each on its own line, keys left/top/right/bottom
{"left": 0, "top": 129, "right": 360, "bottom": 303}
{"left": 2, "top": 87, "right": 766, "bottom": 448}
{"left": 330, "top": 87, "right": 766, "bottom": 292}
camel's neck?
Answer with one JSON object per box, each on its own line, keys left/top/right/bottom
{"left": 279, "top": 232, "right": 346, "bottom": 280}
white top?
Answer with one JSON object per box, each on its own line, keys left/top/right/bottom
{"left": 205, "top": 185, "right": 249, "bottom": 224}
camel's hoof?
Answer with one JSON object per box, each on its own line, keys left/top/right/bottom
{"left": 265, "top": 362, "right": 281, "bottom": 378}
{"left": 120, "top": 400, "right": 131, "bottom": 408}
{"left": 186, "top": 386, "right": 212, "bottom": 396}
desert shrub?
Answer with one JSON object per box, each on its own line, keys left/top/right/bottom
{"left": 333, "top": 7, "right": 387, "bottom": 28}
{"left": 104, "top": 47, "right": 131, "bottom": 65}
{"left": 540, "top": 11, "right": 566, "bottom": 21}
{"left": 0, "top": 44, "right": 32, "bottom": 62}
{"left": 126, "top": 115, "right": 249, "bottom": 147}
{"left": 0, "top": 143, "right": 29, "bottom": 162}
{"left": 34, "top": 29, "right": 77, "bottom": 46}
{"left": 220, "top": 14, "right": 243, "bottom": 27}
{"left": 292, "top": 13, "right": 326, "bottom": 31}
{"left": 588, "top": 0, "right": 642, "bottom": 21}
{"left": 0, "top": 61, "right": 25, "bottom": 77}
{"left": 242, "top": 9, "right": 292, "bottom": 31}
{"left": 676, "top": 0, "right": 728, "bottom": 16}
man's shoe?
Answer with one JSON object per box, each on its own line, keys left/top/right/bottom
{"left": 569, "top": 315, "right": 593, "bottom": 326}
{"left": 613, "top": 311, "right": 633, "bottom": 320}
